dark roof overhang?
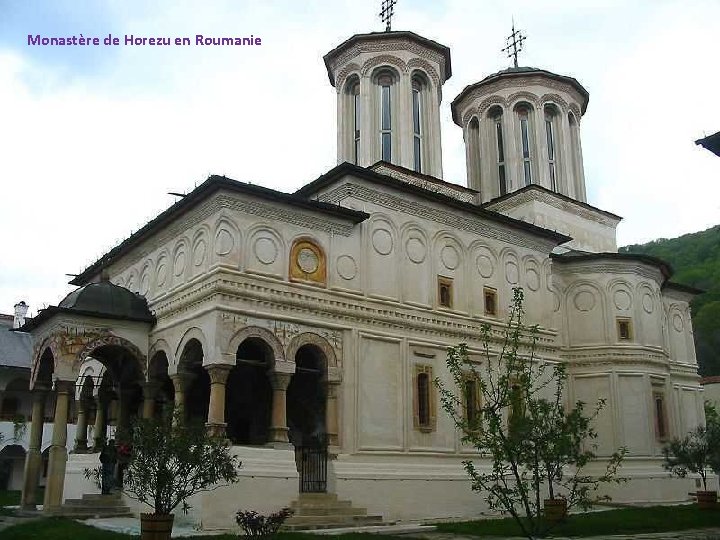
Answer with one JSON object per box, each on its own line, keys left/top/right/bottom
{"left": 17, "top": 305, "right": 155, "bottom": 334}
{"left": 323, "top": 30, "right": 452, "bottom": 86}
{"left": 71, "top": 175, "right": 369, "bottom": 286}
{"left": 296, "top": 162, "right": 571, "bottom": 246}
{"left": 551, "top": 251, "right": 673, "bottom": 281}
{"left": 451, "top": 66, "right": 590, "bottom": 125}
{"left": 695, "top": 131, "right": 720, "bottom": 157}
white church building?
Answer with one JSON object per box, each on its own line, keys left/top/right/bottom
{"left": 15, "top": 26, "right": 704, "bottom": 528}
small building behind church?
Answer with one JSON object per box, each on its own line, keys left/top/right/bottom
{"left": 13, "top": 21, "right": 705, "bottom": 529}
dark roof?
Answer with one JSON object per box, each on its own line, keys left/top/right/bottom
{"left": 0, "top": 317, "right": 32, "bottom": 369}
{"left": 663, "top": 281, "right": 705, "bottom": 296}
{"left": 696, "top": 131, "right": 720, "bottom": 157}
{"left": 451, "top": 66, "right": 590, "bottom": 125}
{"left": 483, "top": 184, "right": 622, "bottom": 222}
{"left": 551, "top": 251, "right": 673, "bottom": 280}
{"left": 323, "top": 30, "right": 452, "bottom": 86}
{"left": 370, "top": 161, "right": 479, "bottom": 194}
{"left": 296, "top": 161, "right": 571, "bottom": 245}
{"left": 71, "top": 175, "right": 370, "bottom": 286}
{"left": 19, "top": 282, "right": 155, "bottom": 333}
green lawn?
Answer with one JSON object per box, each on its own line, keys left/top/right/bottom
{"left": 435, "top": 504, "right": 720, "bottom": 537}
{"left": 0, "top": 488, "right": 44, "bottom": 507}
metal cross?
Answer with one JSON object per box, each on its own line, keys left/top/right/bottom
{"left": 502, "top": 19, "right": 526, "bottom": 68}
{"left": 379, "top": 0, "right": 398, "bottom": 32}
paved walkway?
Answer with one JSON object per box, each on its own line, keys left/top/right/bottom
{"left": 410, "top": 530, "right": 720, "bottom": 540}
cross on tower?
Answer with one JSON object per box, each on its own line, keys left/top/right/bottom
{"left": 501, "top": 20, "right": 526, "bottom": 68}
{"left": 379, "top": 0, "right": 398, "bottom": 32}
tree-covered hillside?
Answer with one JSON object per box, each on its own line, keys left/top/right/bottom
{"left": 620, "top": 225, "right": 720, "bottom": 376}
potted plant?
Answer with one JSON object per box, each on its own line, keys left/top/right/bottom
{"left": 87, "top": 409, "right": 241, "bottom": 540}
{"left": 663, "top": 426, "right": 716, "bottom": 508}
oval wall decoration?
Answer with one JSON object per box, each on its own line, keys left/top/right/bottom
{"left": 405, "top": 237, "right": 426, "bottom": 264}
{"left": 156, "top": 259, "right": 167, "bottom": 287}
{"left": 215, "top": 228, "right": 234, "bottom": 256}
{"left": 173, "top": 250, "right": 186, "bottom": 277}
{"left": 672, "top": 313, "right": 684, "bottom": 332}
{"left": 139, "top": 272, "right": 150, "bottom": 296}
{"left": 613, "top": 290, "right": 632, "bottom": 311}
{"left": 475, "top": 247, "right": 496, "bottom": 278}
{"left": 337, "top": 255, "right": 357, "bottom": 280}
{"left": 505, "top": 261, "right": 519, "bottom": 285}
{"left": 372, "top": 228, "right": 393, "bottom": 255}
{"left": 642, "top": 293, "right": 654, "bottom": 314}
{"left": 573, "top": 290, "right": 596, "bottom": 312}
{"left": 193, "top": 239, "right": 207, "bottom": 267}
{"left": 254, "top": 237, "right": 278, "bottom": 265}
{"left": 441, "top": 245, "right": 460, "bottom": 270}
{"left": 526, "top": 268, "right": 540, "bottom": 291}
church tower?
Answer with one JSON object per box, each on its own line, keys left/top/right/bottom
{"left": 324, "top": 31, "right": 451, "bottom": 179}
{"left": 451, "top": 66, "right": 589, "bottom": 204}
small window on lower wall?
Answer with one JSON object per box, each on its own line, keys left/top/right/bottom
{"left": 617, "top": 317, "right": 633, "bottom": 341}
{"left": 463, "top": 375, "right": 482, "bottom": 433}
{"left": 438, "top": 276, "right": 453, "bottom": 309}
{"left": 653, "top": 392, "right": 668, "bottom": 441}
{"left": 484, "top": 287, "right": 498, "bottom": 316}
{"left": 413, "top": 365, "right": 437, "bottom": 432}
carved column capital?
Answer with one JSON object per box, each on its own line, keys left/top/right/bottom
{"left": 54, "top": 380, "right": 75, "bottom": 395}
{"left": 270, "top": 372, "right": 292, "bottom": 391}
{"left": 205, "top": 364, "right": 233, "bottom": 385}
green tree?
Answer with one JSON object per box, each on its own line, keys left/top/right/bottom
{"left": 436, "top": 288, "right": 625, "bottom": 539}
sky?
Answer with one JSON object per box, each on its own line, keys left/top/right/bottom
{"left": 0, "top": 0, "right": 719, "bottom": 317}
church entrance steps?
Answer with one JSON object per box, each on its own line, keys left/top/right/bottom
{"left": 57, "top": 493, "right": 133, "bottom": 519}
{"left": 283, "top": 493, "right": 388, "bottom": 530}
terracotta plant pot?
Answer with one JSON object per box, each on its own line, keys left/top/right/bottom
{"left": 141, "top": 513, "right": 175, "bottom": 540}
{"left": 696, "top": 490, "right": 717, "bottom": 509}
{"left": 543, "top": 498, "right": 568, "bottom": 522}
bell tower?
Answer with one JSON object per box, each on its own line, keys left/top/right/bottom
{"left": 323, "top": 30, "right": 451, "bottom": 179}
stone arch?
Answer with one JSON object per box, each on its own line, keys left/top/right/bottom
{"left": 408, "top": 59, "right": 441, "bottom": 89}
{"left": 190, "top": 224, "right": 211, "bottom": 274}
{"left": 461, "top": 108, "right": 480, "bottom": 129}
{"left": 245, "top": 224, "right": 286, "bottom": 274}
{"left": 227, "top": 326, "right": 284, "bottom": 363}
{"left": 138, "top": 259, "right": 153, "bottom": 297}
{"left": 569, "top": 104, "right": 582, "bottom": 121}
{"left": 30, "top": 342, "right": 56, "bottom": 391}
{"left": 149, "top": 338, "right": 174, "bottom": 367}
{"left": 564, "top": 280, "right": 607, "bottom": 345}
{"left": 507, "top": 91, "right": 539, "bottom": 109}
{"left": 79, "top": 334, "right": 147, "bottom": 375}
{"left": 540, "top": 93, "right": 569, "bottom": 113}
{"left": 479, "top": 96, "right": 507, "bottom": 117}
{"left": 335, "top": 62, "right": 361, "bottom": 93}
{"left": 171, "top": 236, "right": 190, "bottom": 284}
{"left": 286, "top": 332, "right": 338, "bottom": 371}
{"left": 174, "top": 327, "right": 209, "bottom": 367}
{"left": 212, "top": 215, "right": 241, "bottom": 264}
{"left": 361, "top": 55, "right": 408, "bottom": 78}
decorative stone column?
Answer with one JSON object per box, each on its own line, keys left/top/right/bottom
{"left": 20, "top": 388, "right": 47, "bottom": 510}
{"left": 171, "top": 373, "right": 194, "bottom": 423}
{"left": 44, "top": 380, "right": 74, "bottom": 513}
{"left": 269, "top": 359, "right": 295, "bottom": 444}
{"left": 205, "top": 364, "right": 232, "bottom": 438}
{"left": 325, "top": 381, "right": 341, "bottom": 447}
{"left": 73, "top": 397, "right": 89, "bottom": 453}
{"left": 141, "top": 382, "right": 158, "bottom": 420}
{"left": 92, "top": 394, "right": 107, "bottom": 451}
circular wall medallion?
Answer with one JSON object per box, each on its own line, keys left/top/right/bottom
{"left": 193, "top": 239, "right": 207, "bottom": 267}
{"left": 297, "top": 248, "right": 319, "bottom": 274}
{"left": 526, "top": 268, "right": 540, "bottom": 291}
{"left": 337, "top": 255, "right": 357, "bottom": 280}
{"left": 573, "top": 290, "right": 596, "bottom": 312}
{"left": 405, "top": 237, "right": 426, "bottom": 264}
{"left": 441, "top": 245, "right": 460, "bottom": 270}
{"left": 173, "top": 250, "right": 186, "bottom": 277}
{"left": 475, "top": 248, "right": 495, "bottom": 278}
{"left": 505, "top": 261, "right": 519, "bottom": 285}
{"left": 254, "top": 237, "right": 278, "bottom": 265}
{"left": 642, "top": 293, "right": 654, "bottom": 314}
{"left": 672, "top": 313, "right": 684, "bottom": 332}
{"left": 215, "top": 228, "right": 234, "bottom": 256}
{"left": 372, "top": 228, "right": 393, "bottom": 255}
{"left": 156, "top": 261, "right": 167, "bottom": 286}
{"left": 613, "top": 290, "right": 632, "bottom": 311}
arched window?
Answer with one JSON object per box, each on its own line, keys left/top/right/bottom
{"left": 352, "top": 82, "right": 361, "bottom": 164}
{"left": 412, "top": 78, "right": 423, "bottom": 172}
{"left": 489, "top": 106, "right": 507, "bottom": 196}
{"left": 376, "top": 71, "right": 395, "bottom": 162}
{"left": 516, "top": 105, "right": 533, "bottom": 186}
{"left": 544, "top": 105, "right": 560, "bottom": 191}
{"left": 467, "top": 116, "right": 481, "bottom": 190}
{"left": 343, "top": 75, "right": 361, "bottom": 165}
{"left": 568, "top": 112, "right": 580, "bottom": 189}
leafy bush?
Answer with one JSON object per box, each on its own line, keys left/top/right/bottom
{"left": 235, "top": 507, "right": 294, "bottom": 538}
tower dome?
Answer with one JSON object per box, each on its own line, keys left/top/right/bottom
{"left": 324, "top": 31, "right": 451, "bottom": 178}
{"left": 451, "top": 66, "right": 589, "bottom": 203}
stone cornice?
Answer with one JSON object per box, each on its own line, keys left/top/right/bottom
{"left": 552, "top": 259, "right": 664, "bottom": 284}
{"left": 319, "top": 182, "right": 559, "bottom": 253}
{"left": 150, "top": 269, "right": 560, "bottom": 355}
{"left": 485, "top": 185, "right": 621, "bottom": 227}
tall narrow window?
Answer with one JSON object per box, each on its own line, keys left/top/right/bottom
{"left": 653, "top": 392, "right": 668, "bottom": 441}
{"left": 414, "top": 365, "right": 435, "bottom": 432}
{"left": 378, "top": 74, "right": 393, "bottom": 162}
{"left": 352, "top": 84, "right": 361, "bottom": 164}
{"left": 463, "top": 376, "right": 481, "bottom": 432}
{"left": 467, "top": 117, "right": 481, "bottom": 191}
{"left": 545, "top": 107, "right": 558, "bottom": 191}
{"left": 412, "top": 81, "right": 422, "bottom": 172}
{"left": 517, "top": 107, "right": 532, "bottom": 186}
{"left": 492, "top": 109, "right": 507, "bottom": 196}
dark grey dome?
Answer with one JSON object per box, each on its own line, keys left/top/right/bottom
{"left": 58, "top": 282, "right": 154, "bottom": 322}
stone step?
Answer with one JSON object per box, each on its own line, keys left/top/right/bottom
{"left": 64, "top": 498, "right": 123, "bottom": 507}
{"left": 284, "top": 514, "right": 384, "bottom": 526}
{"left": 290, "top": 499, "right": 353, "bottom": 510}
{"left": 296, "top": 493, "right": 339, "bottom": 502}
{"left": 283, "top": 516, "right": 387, "bottom": 531}
{"left": 291, "top": 506, "right": 369, "bottom": 517}
{"left": 59, "top": 509, "right": 133, "bottom": 519}
{"left": 80, "top": 493, "right": 122, "bottom": 501}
